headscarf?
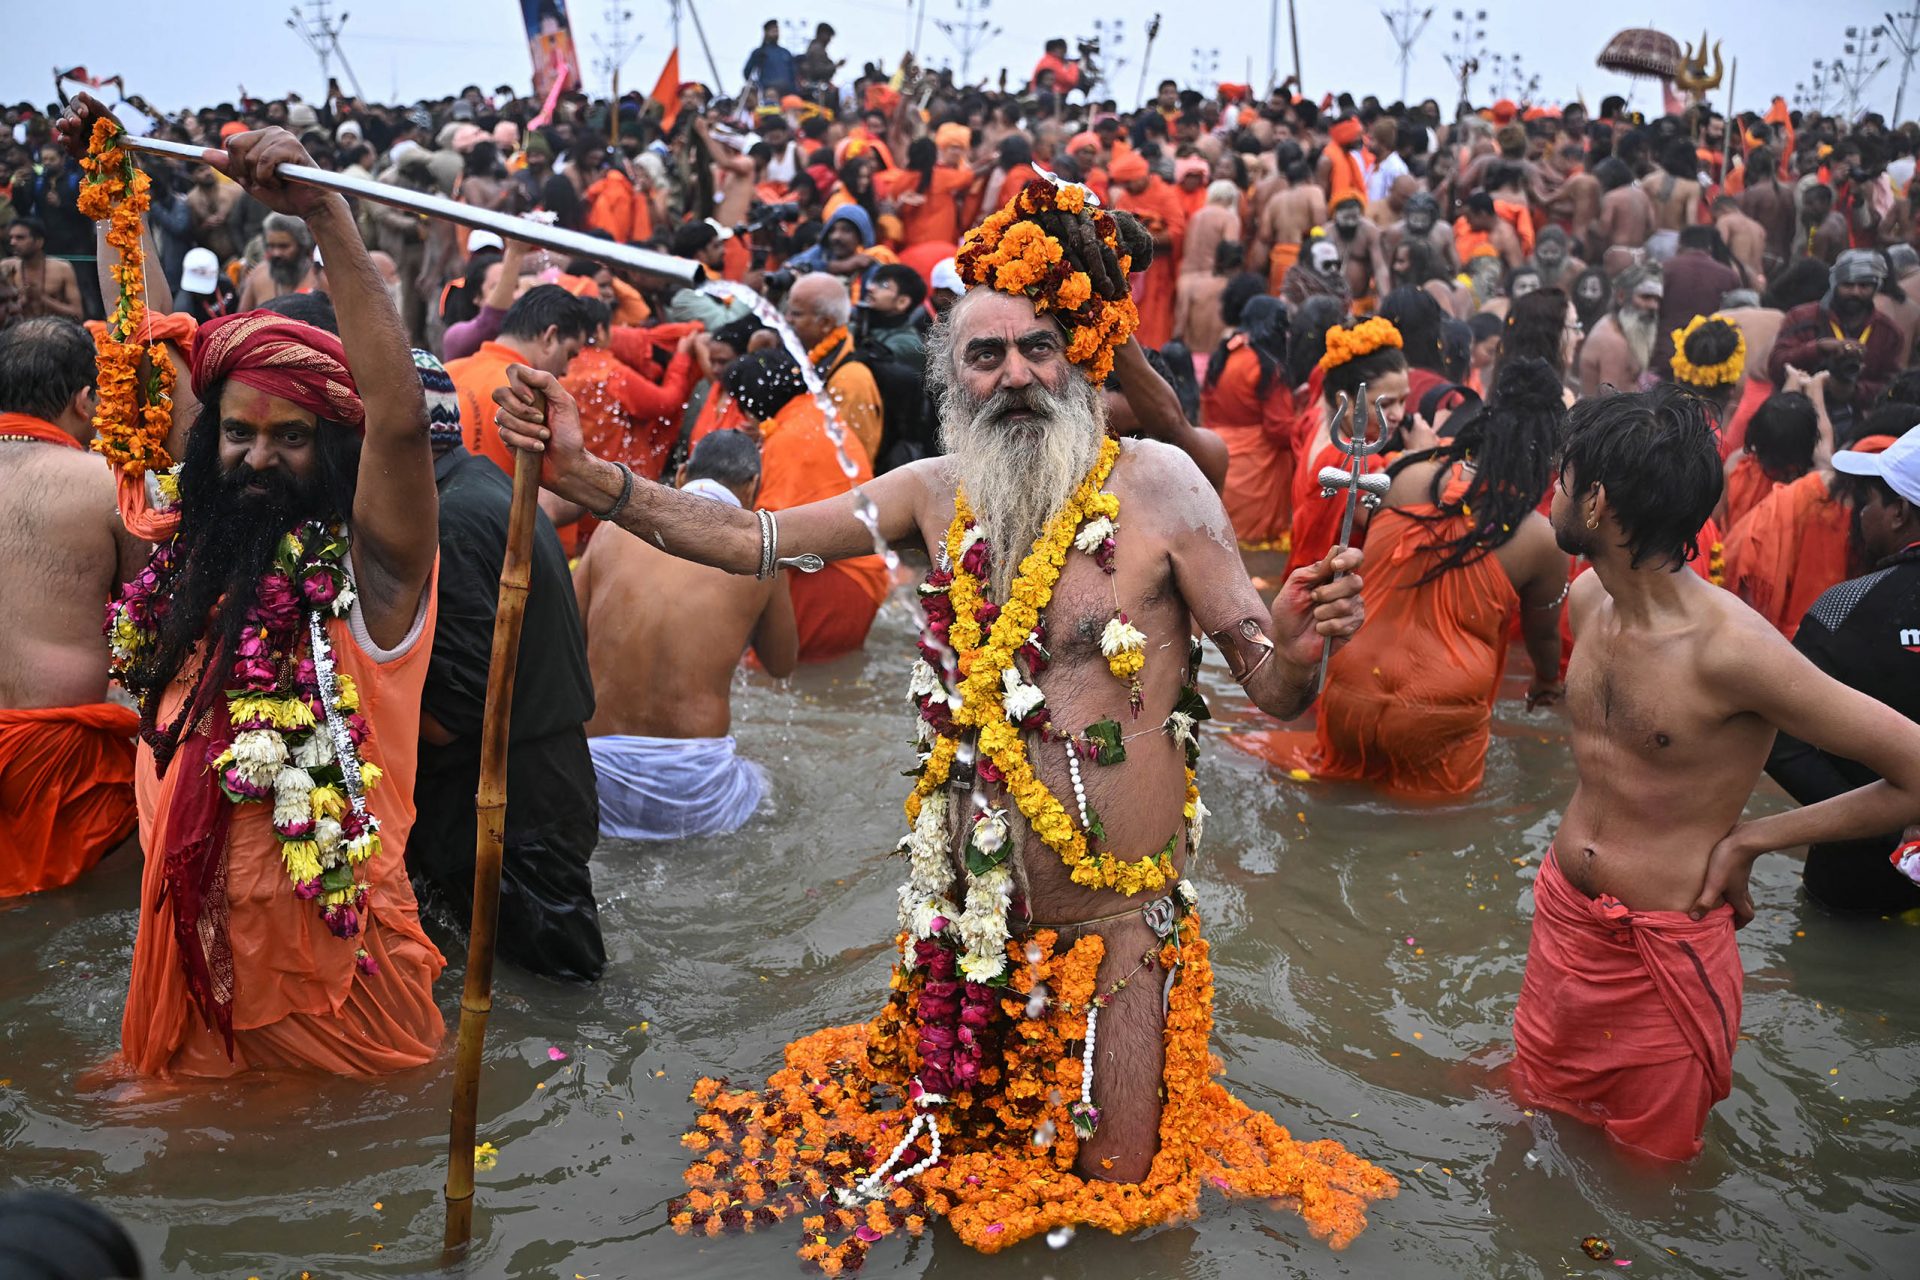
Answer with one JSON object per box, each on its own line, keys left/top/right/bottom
{"left": 935, "top": 122, "right": 972, "bottom": 150}
{"left": 1831, "top": 249, "right": 1887, "bottom": 288}
{"left": 1109, "top": 151, "right": 1149, "bottom": 182}
{"left": 85, "top": 310, "right": 199, "bottom": 360}
{"left": 1328, "top": 118, "right": 1364, "bottom": 147}
{"left": 190, "top": 311, "right": 365, "bottom": 430}
{"left": 1173, "top": 154, "right": 1211, "bottom": 185}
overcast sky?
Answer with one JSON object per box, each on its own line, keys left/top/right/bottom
{"left": 7, "top": 1, "right": 1910, "bottom": 124}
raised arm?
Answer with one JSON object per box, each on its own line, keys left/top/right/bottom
{"left": 1111, "top": 337, "right": 1227, "bottom": 493}
{"left": 1147, "top": 440, "right": 1363, "bottom": 720}
{"left": 221, "top": 128, "right": 436, "bottom": 647}
{"left": 493, "top": 365, "right": 928, "bottom": 572}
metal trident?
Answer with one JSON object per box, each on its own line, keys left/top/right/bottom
{"left": 1315, "top": 387, "right": 1391, "bottom": 688}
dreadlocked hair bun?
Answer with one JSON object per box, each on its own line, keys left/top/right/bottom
{"left": 1490, "top": 353, "right": 1567, "bottom": 415}
{"left": 1110, "top": 208, "right": 1156, "bottom": 274}
{"left": 1670, "top": 314, "right": 1746, "bottom": 389}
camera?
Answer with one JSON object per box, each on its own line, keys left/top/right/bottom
{"left": 761, "top": 268, "right": 796, "bottom": 299}
{"left": 1077, "top": 37, "right": 1100, "bottom": 57}
{"left": 745, "top": 200, "right": 801, "bottom": 234}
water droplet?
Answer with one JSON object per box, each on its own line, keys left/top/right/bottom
{"left": 1047, "top": 1225, "right": 1075, "bottom": 1249}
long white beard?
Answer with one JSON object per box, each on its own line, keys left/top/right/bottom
{"left": 939, "top": 373, "right": 1106, "bottom": 600}
{"left": 1618, "top": 308, "right": 1658, "bottom": 371}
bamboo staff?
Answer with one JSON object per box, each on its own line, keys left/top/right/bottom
{"left": 442, "top": 442, "right": 543, "bottom": 1257}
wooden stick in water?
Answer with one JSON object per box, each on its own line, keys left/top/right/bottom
{"left": 443, "top": 441, "right": 543, "bottom": 1258}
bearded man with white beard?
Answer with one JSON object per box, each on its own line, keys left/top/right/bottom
{"left": 496, "top": 186, "right": 1397, "bottom": 1270}
{"left": 1577, "top": 264, "right": 1664, "bottom": 399}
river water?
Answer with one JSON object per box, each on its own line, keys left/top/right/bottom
{"left": 4, "top": 561, "right": 1917, "bottom": 1279}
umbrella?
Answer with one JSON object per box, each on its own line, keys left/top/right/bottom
{"left": 1596, "top": 28, "right": 1682, "bottom": 81}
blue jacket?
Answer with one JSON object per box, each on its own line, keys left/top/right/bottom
{"left": 786, "top": 205, "right": 877, "bottom": 278}
{"left": 743, "top": 43, "right": 798, "bottom": 93}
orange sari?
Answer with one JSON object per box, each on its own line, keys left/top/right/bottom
{"left": 1722, "top": 471, "right": 1854, "bottom": 637}
{"left": 1198, "top": 343, "right": 1295, "bottom": 546}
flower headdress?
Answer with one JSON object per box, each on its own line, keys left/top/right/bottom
{"left": 1669, "top": 314, "right": 1747, "bottom": 389}
{"left": 954, "top": 176, "right": 1141, "bottom": 383}
{"left": 1318, "top": 316, "right": 1404, "bottom": 371}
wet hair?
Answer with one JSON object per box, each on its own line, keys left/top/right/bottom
{"left": 500, "top": 284, "right": 595, "bottom": 342}
{"left": 1499, "top": 289, "right": 1572, "bottom": 377}
{"left": 722, "top": 348, "right": 807, "bottom": 421}
{"left": 578, "top": 296, "right": 613, "bottom": 334}
{"left": 1379, "top": 285, "right": 1443, "bottom": 372}
{"left": 122, "top": 386, "right": 361, "bottom": 764}
{"left": 1213, "top": 239, "right": 1244, "bottom": 274}
{"left": 906, "top": 136, "right": 937, "bottom": 193}
{"left": 1660, "top": 136, "right": 1698, "bottom": 177}
{"left": 1745, "top": 392, "right": 1819, "bottom": 481}
{"left": 710, "top": 315, "right": 765, "bottom": 355}
{"left": 0, "top": 316, "right": 95, "bottom": 420}
{"left": 998, "top": 133, "right": 1033, "bottom": 169}
{"left": 1206, "top": 294, "right": 1287, "bottom": 395}
{"left": 1439, "top": 317, "right": 1472, "bottom": 381}
{"left": 1558, "top": 384, "right": 1722, "bottom": 570}
{"left": 1410, "top": 355, "right": 1565, "bottom": 582}
{"left": 1878, "top": 367, "right": 1920, "bottom": 408}
{"left": 1218, "top": 271, "right": 1268, "bottom": 330}
{"left": 444, "top": 247, "right": 503, "bottom": 326}
{"left": 684, "top": 428, "right": 761, "bottom": 487}
{"left": 8, "top": 215, "right": 46, "bottom": 242}
{"left": 0, "top": 1190, "right": 144, "bottom": 1280}
{"left": 1320, "top": 341, "right": 1409, "bottom": 407}
{"left": 1395, "top": 235, "right": 1441, "bottom": 286}
{"left": 1854, "top": 401, "right": 1920, "bottom": 449}
{"left": 257, "top": 291, "right": 339, "bottom": 333}
{"left": 1592, "top": 156, "right": 1634, "bottom": 192}
{"left": 1677, "top": 223, "right": 1718, "bottom": 255}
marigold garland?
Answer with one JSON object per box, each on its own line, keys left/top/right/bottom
{"left": 955, "top": 177, "right": 1138, "bottom": 384}
{"left": 1669, "top": 313, "right": 1747, "bottom": 389}
{"left": 668, "top": 916, "right": 1399, "bottom": 1273}
{"left": 1318, "top": 316, "right": 1403, "bottom": 372}
{"left": 76, "top": 117, "right": 174, "bottom": 477}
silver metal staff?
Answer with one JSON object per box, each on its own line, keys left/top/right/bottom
{"left": 119, "top": 135, "right": 705, "bottom": 284}
{"left": 1314, "top": 387, "right": 1391, "bottom": 688}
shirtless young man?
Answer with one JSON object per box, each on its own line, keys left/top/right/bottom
{"left": 1324, "top": 195, "right": 1390, "bottom": 308}
{"left": 1513, "top": 387, "right": 1920, "bottom": 1162}
{"left": 1712, "top": 194, "right": 1768, "bottom": 287}
{"left": 499, "top": 284, "right": 1366, "bottom": 1183}
{"left": 1250, "top": 156, "right": 1326, "bottom": 289}
{"left": 0, "top": 318, "right": 148, "bottom": 897}
{"left": 1640, "top": 137, "right": 1704, "bottom": 260}
{"left": 1381, "top": 191, "right": 1457, "bottom": 279}
{"left": 2, "top": 217, "right": 83, "bottom": 320}
{"left": 1593, "top": 158, "right": 1657, "bottom": 275}
{"left": 1736, "top": 148, "right": 1797, "bottom": 276}
{"left": 574, "top": 429, "right": 796, "bottom": 841}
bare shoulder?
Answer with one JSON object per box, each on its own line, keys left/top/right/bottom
{"left": 1693, "top": 580, "right": 1805, "bottom": 686}
{"left": 1386, "top": 457, "right": 1443, "bottom": 507}
{"left": 1114, "top": 438, "right": 1216, "bottom": 510}
{"left": 1567, "top": 566, "right": 1607, "bottom": 637}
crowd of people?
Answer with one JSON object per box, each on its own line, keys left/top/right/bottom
{"left": 3, "top": 24, "right": 1920, "bottom": 1277}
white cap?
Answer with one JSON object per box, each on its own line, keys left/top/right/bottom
{"left": 466, "top": 230, "right": 505, "bottom": 253}
{"left": 1834, "top": 428, "right": 1920, "bottom": 506}
{"left": 703, "top": 216, "right": 735, "bottom": 242}
{"left": 931, "top": 257, "right": 963, "bottom": 293}
{"left": 181, "top": 247, "right": 219, "bottom": 295}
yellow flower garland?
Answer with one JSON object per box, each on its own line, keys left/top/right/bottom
{"left": 1669, "top": 313, "right": 1747, "bottom": 388}
{"left": 908, "top": 437, "right": 1183, "bottom": 897}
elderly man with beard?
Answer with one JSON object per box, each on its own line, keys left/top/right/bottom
{"left": 1578, "top": 266, "right": 1664, "bottom": 398}
{"left": 56, "top": 98, "right": 444, "bottom": 1078}
{"left": 1769, "top": 250, "right": 1905, "bottom": 416}
{"left": 495, "top": 194, "right": 1391, "bottom": 1262}
{"left": 236, "top": 211, "right": 318, "bottom": 310}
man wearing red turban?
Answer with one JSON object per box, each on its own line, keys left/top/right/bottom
{"left": 1111, "top": 150, "right": 1188, "bottom": 348}
{"left": 1319, "top": 117, "right": 1374, "bottom": 211}
{"left": 56, "top": 95, "right": 447, "bottom": 1079}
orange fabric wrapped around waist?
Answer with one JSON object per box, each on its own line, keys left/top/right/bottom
{"left": 0, "top": 702, "right": 139, "bottom": 897}
{"left": 1511, "top": 849, "right": 1741, "bottom": 1161}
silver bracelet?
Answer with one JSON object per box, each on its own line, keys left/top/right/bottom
{"left": 755, "top": 508, "right": 776, "bottom": 580}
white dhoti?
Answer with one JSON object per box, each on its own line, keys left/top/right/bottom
{"left": 588, "top": 734, "right": 769, "bottom": 841}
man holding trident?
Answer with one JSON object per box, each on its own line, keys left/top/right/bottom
{"left": 495, "top": 179, "right": 1396, "bottom": 1270}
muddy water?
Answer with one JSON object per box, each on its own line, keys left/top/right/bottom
{"left": 4, "top": 570, "right": 1917, "bottom": 1279}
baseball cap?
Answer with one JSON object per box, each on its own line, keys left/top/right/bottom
{"left": 930, "top": 257, "right": 963, "bottom": 293}
{"left": 181, "top": 247, "right": 219, "bottom": 295}
{"left": 466, "top": 230, "right": 505, "bottom": 254}
{"left": 1833, "top": 428, "right": 1920, "bottom": 506}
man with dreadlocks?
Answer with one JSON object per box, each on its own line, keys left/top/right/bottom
{"left": 1242, "top": 358, "right": 1569, "bottom": 797}
{"left": 497, "top": 176, "right": 1395, "bottom": 1272}
{"left": 56, "top": 99, "right": 445, "bottom": 1078}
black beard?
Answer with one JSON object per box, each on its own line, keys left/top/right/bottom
{"left": 268, "top": 256, "right": 306, "bottom": 289}
{"left": 1832, "top": 294, "right": 1874, "bottom": 325}
{"left": 1334, "top": 222, "right": 1360, "bottom": 240}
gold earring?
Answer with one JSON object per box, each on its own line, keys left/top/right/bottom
{"left": 1585, "top": 511, "right": 1600, "bottom": 530}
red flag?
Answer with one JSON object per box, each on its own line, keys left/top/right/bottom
{"left": 651, "top": 47, "right": 682, "bottom": 132}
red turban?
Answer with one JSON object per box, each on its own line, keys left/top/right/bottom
{"left": 1108, "top": 151, "right": 1150, "bottom": 182}
{"left": 1329, "top": 118, "right": 1364, "bottom": 147}
{"left": 189, "top": 310, "right": 365, "bottom": 429}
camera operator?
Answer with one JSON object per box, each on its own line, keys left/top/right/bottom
{"left": 664, "top": 219, "right": 754, "bottom": 329}
{"left": 1769, "top": 249, "right": 1903, "bottom": 419}
{"left": 1030, "top": 37, "right": 1100, "bottom": 97}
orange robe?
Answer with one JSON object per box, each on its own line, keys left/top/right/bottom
{"left": 564, "top": 344, "right": 698, "bottom": 482}
{"left": 447, "top": 339, "right": 527, "bottom": 475}
{"left": 875, "top": 164, "right": 973, "bottom": 250}
{"left": 121, "top": 589, "right": 446, "bottom": 1076}
{"left": 1198, "top": 343, "right": 1295, "bottom": 546}
{"left": 687, "top": 384, "right": 748, "bottom": 449}
{"left": 0, "top": 703, "right": 139, "bottom": 897}
{"left": 1236, "top": 476, "right": 1518, "bottom": 797}
{"left": 1326, "top": 146, "right": 1369, "bottom": 209}
{"left": 1722, "top": 472, "right": 1853, "bottom": 637}
{"left": 1723, "top": 454, "right": 1783, "bottom": 533}
{"left": 1513, "top": 850, "right": 1741, "bottom": 1162}
{"left": 1494, "top": 197, "right": 1536, "bottom": 256}
{"left": 1286, "top": 423, "right": 1386, "bottom": 573}
{"left": 1114, "top": 176, "right": 1187, "bottom": 350}
{"left": 584, "top": 171, "right": 641, "bottom": 243}
{"left": 757, "top": 398, "right": 889, "bottom": 663}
